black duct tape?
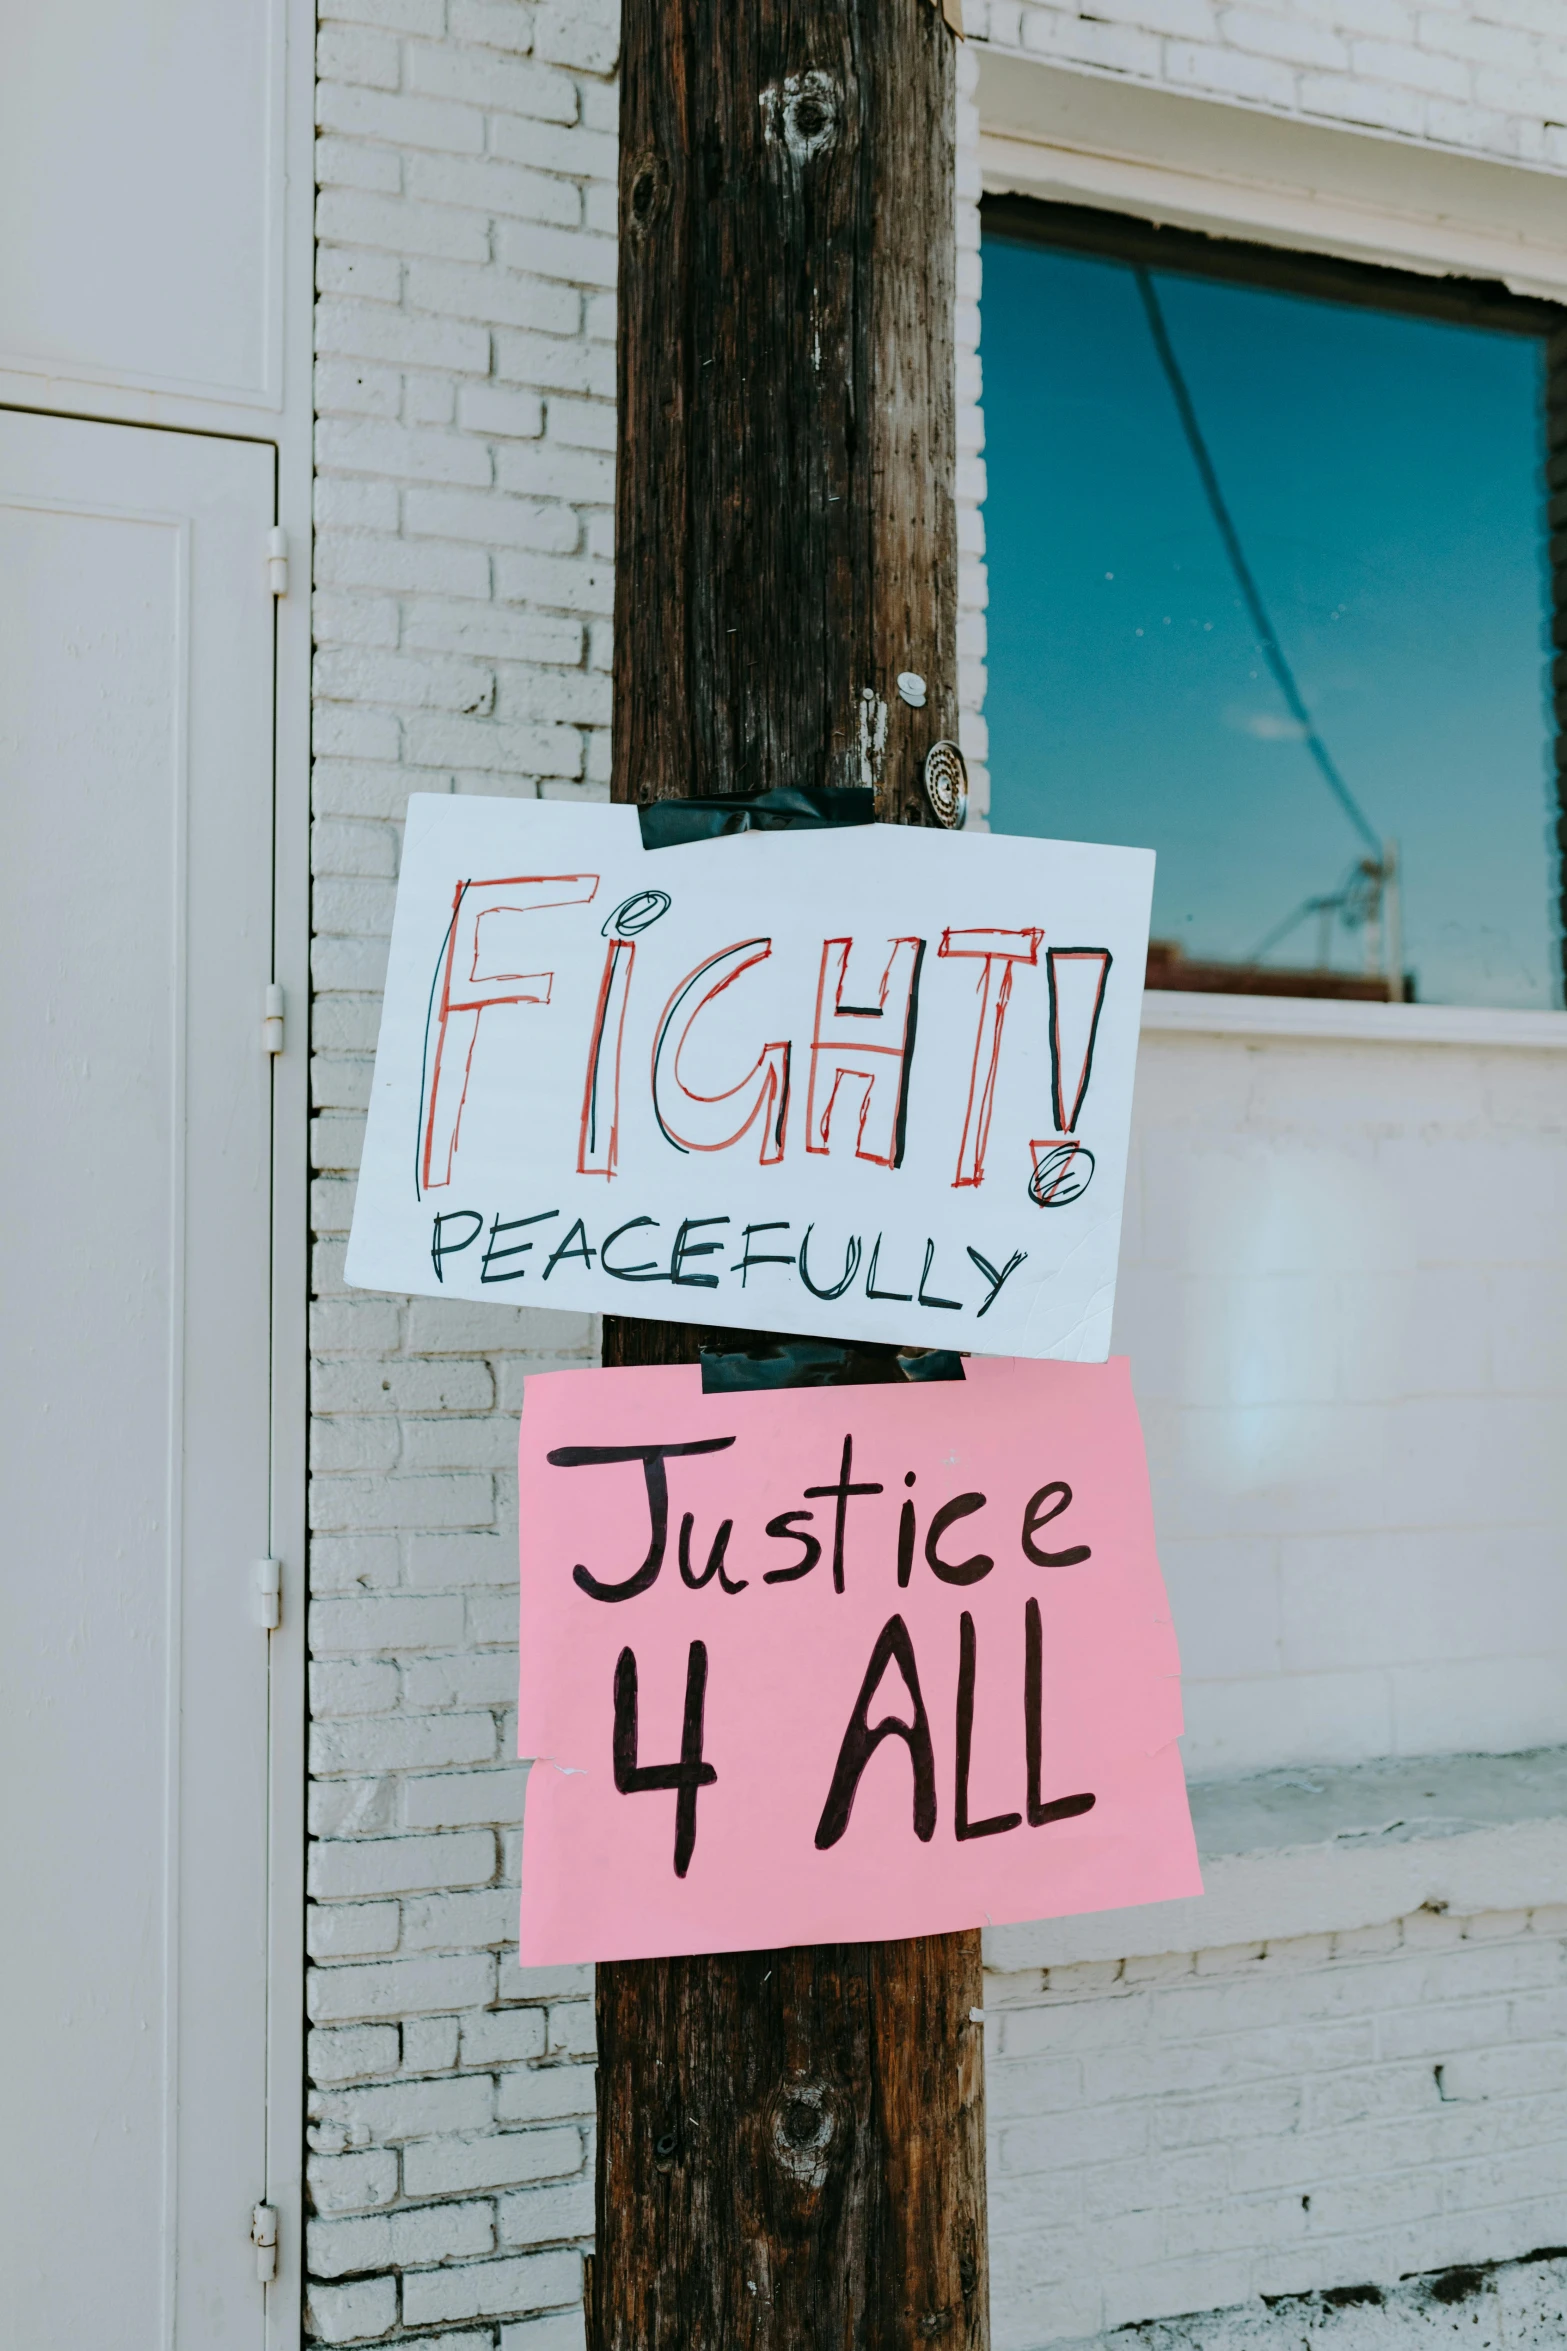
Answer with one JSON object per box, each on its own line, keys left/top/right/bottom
{"left": 638, "top": 786, "right": 875, "bottom": 850}
{"left": 700, "top": 1338, "right": 966, "bottom": 1394}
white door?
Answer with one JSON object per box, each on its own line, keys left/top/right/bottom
{"left": 0, "top": 412, "right": 277, "bottom": 2347}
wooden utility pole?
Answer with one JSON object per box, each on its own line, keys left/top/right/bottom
{"left": 595, "top": 2, "right": 984, "bottom": 2346}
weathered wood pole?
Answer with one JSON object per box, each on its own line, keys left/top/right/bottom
{"left": 593, "top": 1, "right": 982, "bottom": 2345}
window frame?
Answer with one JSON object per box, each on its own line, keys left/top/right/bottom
{"left": 979, "top": 191, "right": 1567, "bottom": 1004}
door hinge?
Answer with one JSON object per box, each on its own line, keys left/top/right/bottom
{"left": 254, "top": 1558, "right": 282, "bottom": 1632}
{"left": 251, "top": 2202, "right": 279, "bottom": 2284}
{"left": 267, "top": 526, "right": 289, "bottom": 596}
{"left": 263, "top": 983, "right": 285, "bottom": 1055}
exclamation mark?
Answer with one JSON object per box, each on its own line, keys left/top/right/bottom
{"left": 1028, "top": 947, "right": 1111, "bottom": 1207}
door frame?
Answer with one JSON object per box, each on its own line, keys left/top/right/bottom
{"left": 260, "top": 6, "right": 312, "bottom": 2339}
{"left": 261, "top": 10, "right": 313, "bottom": 2345}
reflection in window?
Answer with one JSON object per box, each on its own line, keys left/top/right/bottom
{"left": 980, "top": 209, "right": 1560, "bottom": 1010}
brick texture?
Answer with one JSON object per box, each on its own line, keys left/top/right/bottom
{"left": 986, "top": 1907, "right": 1567, "bottom": 2350}
{"left": 969, "top": 0, "right": 1567, "bottom": 167}
{"left": 310, "top": 0, "right": 613, "bottom": 2341}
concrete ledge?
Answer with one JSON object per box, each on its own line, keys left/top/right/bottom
{"left": 1079, "top": 2253, "right": 1567, "bottom": 2351}
{"left": 975, "top": 49, "right": 1567, "bottom": 304}
{"left": 984, "top": 1747, "right": 1567, "bottom": 1970}
{"left": 1140, "top": 991, "right": 1567, "bottom": 1050}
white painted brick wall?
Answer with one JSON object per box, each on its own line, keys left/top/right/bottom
{"left": 310, "top": 5, "right": 1564, "bottom": 2347}
{"left": 987, "top": 1904, "right": 1567, "bottom": 2349}
{"left": 968, "top": 0, "right": 1567, "bottom": 167}
{"left": 310, "top": 0, "right": 617, "bottom": 2341}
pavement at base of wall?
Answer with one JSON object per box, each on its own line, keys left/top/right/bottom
{"left": 1072, "top": 2250, "right": 1567, "bottom": 2351}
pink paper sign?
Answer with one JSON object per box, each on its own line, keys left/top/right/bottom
{"left": 517, "top": 1356, "right": 1199, "bottom": 1964}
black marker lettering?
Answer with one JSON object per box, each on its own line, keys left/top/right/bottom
{"left": 966, "top": 1245, "right": 1027, "bottom": 1318}
{"left": 917, "top": 1239, "right": 963, "bottom": 1310}
{"left": 814, "top": 1613, "right": 936, "bottom": 1850}
{"left": 670, "top": 1215, "right": 731, "bottom": 1289}
{"left": 431, "top": 1209, "right": 483, "bottom": 1283}
{"left": 678, "top": 1512, "right": 747, "bottom": 1593}
{"left": 479, "top": 1208, "right": 559, "bottom": 1283}
{"left": 613, "top": 1639, "right": 717, "bottom": 1877}
{"left": 762, "top": 1510, "right": 821, "bottom": 1584}
{"left": 547, "top": 1437, "right": 737, "bottom": 1601}
{"left": 1021, "top": 1482, "right": 1091, "bottom": 1568}
{"left": 601, "top": 1215, "right": 666, "bottom": 1281}
{"left": 1025, "top": 1596, "right": 1096, "bottom": 1827}
{"left": 803, "top": 1434, "right": 885, "bottom": 1594}
{"left": 925, "top": 1491, "right": 993, "bottom": 1586}
{"left": 897, "top": 1498, "right": 917, "bottom": 1588}
{"left": 736, "top": 1222, "right": 794, "bottom": 1286}
{"left": 865, "top": 1235, "right": 912, "bottom": 1302}
{"left": 798, "top": 1224, "right": 862, "bottom": 1301}
{"left": 955, "top": 1610, "right": 1021, "bottom": 1840}
{"left": 543, "top": 1217, "right": 596, "bottom": 1279}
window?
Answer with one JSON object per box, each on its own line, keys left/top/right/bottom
{"left": 980, "top": 200, "right": 1563, "bottom": 1010}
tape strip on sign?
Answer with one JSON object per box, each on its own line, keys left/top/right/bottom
{"left": 346, "top": 795, "right": 1154, "bottom": 1361}
{"left": 515, "top": 1353, "right": 1198, "bottom": 1965}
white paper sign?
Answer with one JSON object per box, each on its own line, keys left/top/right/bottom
{"left": 345, "top": 796, "right": 1154, "bottom": 1359}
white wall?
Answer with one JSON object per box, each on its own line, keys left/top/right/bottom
{"left": 1120, "top": 1021, "right": 1567, "bottom": 1778}
{"left": 986, "top": 1902, "right": 1567, "bottom": 2349}
{"left": 308, "top": 1, "right": 615, "bottom": 2342}
{"left": 0, "top": 0, "right": 283, "bottom": 405}
{"left": 967, "top": 0, "right": 1567, "bottom": 163}
{"left": 954, "top": 21, "right": 1567, "bottom": 1785}
{"left": 959, "top": 20, "right": 1567, "bottom": 2340}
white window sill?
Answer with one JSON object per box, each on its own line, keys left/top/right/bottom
{"left": 985, "top": 1746, "right": 1567, "bottom": 1969}
{"left": 1140, "top": 990, "right": 1567, "bottom": 1049}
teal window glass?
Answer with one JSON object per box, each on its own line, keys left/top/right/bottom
{"left": 981, "top": 212, "right": 1559, "bottom": 1010}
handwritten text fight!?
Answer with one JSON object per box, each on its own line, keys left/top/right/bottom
{"left": 348, "top": 801, "right": 1155, "bottom": 1360}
